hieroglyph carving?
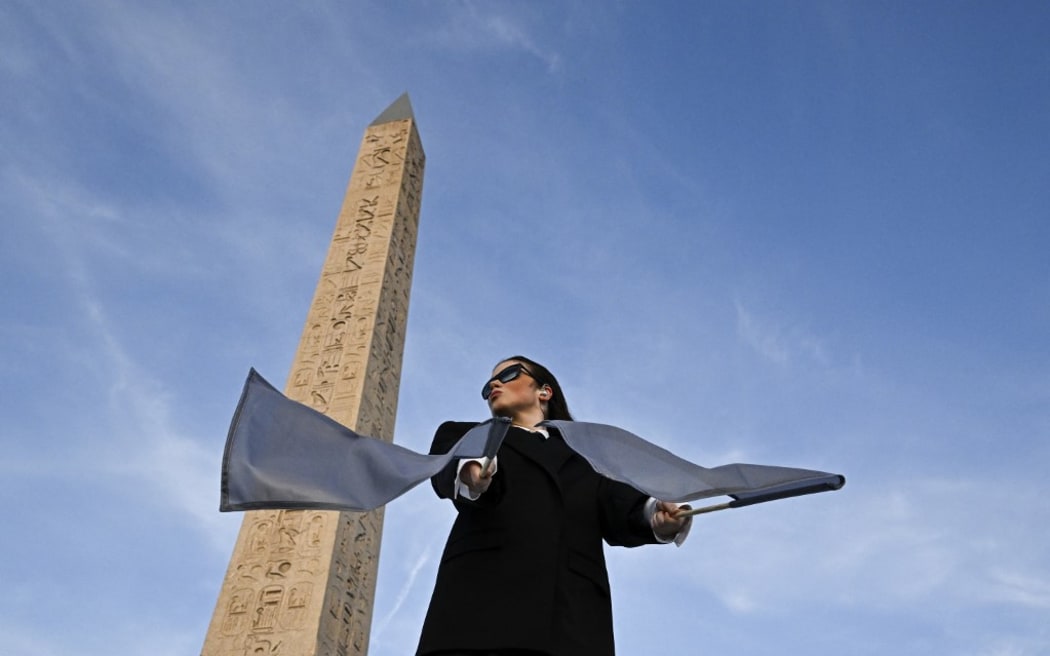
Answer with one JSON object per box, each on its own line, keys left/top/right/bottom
{"left": 203, "top": 110, "right": 423, "bottom": 656}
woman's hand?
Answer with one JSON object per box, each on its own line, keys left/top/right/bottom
{"left": 651, "top": 500, "right": 692, "bottom": 540}
{"left": 459, "top": 460, "right": 495, "bottom": 496}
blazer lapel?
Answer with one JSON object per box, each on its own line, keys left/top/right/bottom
{"left": 503, "top": 429, "right": 575, "bottom": 481}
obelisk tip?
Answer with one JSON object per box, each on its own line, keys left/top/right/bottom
{"left": 370, "top": 93, "right": 414, "bottom": 126}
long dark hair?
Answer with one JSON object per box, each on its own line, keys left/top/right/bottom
{"left": 503, "top": 355, "right": 574, "bottom": 422}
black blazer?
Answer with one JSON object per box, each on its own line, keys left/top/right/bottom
{"left": 416, "top": 421, "right": 660, "bottom": 656}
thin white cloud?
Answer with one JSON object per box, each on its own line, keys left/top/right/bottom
{"left": 84, "top": 299, "right": 236, "bottom": 546}
{"left": 0, "top": 626, "right": 62, "bottom": 656}
{"left": 985, "top": 568, "right": 1050, "bottom": 609}
{"left": 8, "top": 168, "right": 237, "bottom": 548}
{"left": 83, "top": 281, "right": 236, "bottom": 548}
{"left": 477, "top": 12, "right": 563, "bottom": 73}
{"left": 419, "top": 2, "right": 562, "bottom": 73}
{"left": 664, "top": 476, "right": 1049, "bottom": 620}
{"left": 735, "top": 299, "right": 831, "bottom": 367}
{"left": 736, "top": 299, "right": 791, "bottom": 364}
{"left": 372, "top": 543, "right": 433, "bottom": 638}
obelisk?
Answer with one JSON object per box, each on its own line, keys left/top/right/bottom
{"left": 202, "top": 94, "right": 424, "bottom": 656}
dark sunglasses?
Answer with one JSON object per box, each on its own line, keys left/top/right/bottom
{"left": 481, "top": 363, "right": 537, "bottom": 399}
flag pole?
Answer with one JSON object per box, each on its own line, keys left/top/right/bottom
{"left": 675, "top": 501, "right": 733, "bottom": 517}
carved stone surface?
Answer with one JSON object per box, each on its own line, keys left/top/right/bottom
{"left": 203, "top": 98, "right": 424, "bottom": 656}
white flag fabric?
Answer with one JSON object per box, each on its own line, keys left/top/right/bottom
{"left": 220, "top": 369, "right": 844, "bottom": 512}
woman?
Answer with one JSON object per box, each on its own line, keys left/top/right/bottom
{"left": 416, "top": 356, "right": 690, "bottom": 656}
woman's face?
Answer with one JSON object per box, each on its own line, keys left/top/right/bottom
{"left": 485, "top": 359, "right": 545, "bottom": 418}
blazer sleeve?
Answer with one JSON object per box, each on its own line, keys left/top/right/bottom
{"left": 428, "top": 420, "right": 508, "bottom": 509}
{"left": 428, "top": 421, "right": 476, "bottom": 499}
{"left": 598, "top": 478, "right": 661, "bottom": 548}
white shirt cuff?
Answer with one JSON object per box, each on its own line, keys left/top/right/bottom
{"left": 454, "top": 457, "right": 497, "bottom": 500}
{"left": 644, "top": 497, "right": 692, "bottom": 546}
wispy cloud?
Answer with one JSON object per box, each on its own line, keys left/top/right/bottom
{"left": 373, "top": 543, "right": 433, "bottom": 638}
{"left": 984, "top": 568, "right": 1050, "bottom": 609}
{"left": 8, "top": 169, "right": 236, "bottom": 547}
{"left": 735, "top": 299, "right": 832, "bottom": 368}
{"left": 420, "top": 2, "right": 562, "bottom": 73}
{"left": 682, "top": 477, "right": 1048, "bottom": 619}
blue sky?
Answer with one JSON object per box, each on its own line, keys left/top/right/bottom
{"left": 2, "top": 1, "right": 1048, "bottom": 654}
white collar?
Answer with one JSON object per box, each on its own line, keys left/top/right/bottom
{"left": 512, "top": 424, "right": 549, "bottom": 439}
